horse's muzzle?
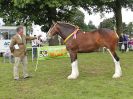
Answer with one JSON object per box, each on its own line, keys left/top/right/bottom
{"left": 46, "top": 33, "right": 52, "bottom": 40}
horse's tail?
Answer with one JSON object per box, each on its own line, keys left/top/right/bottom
{"left": 113, "top": 26, "right": 119, "bottom": 39}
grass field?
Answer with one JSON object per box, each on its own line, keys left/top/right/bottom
{"left": 0, "top": 51, "right": 133, "bottom": 99}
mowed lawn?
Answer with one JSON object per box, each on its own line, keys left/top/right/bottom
{"left": 0, "top": 51, "right": 133, "bottom": 99}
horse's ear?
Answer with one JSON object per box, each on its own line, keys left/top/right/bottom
{"left": 52, "top": 20, "right": 56, "bottom": 24}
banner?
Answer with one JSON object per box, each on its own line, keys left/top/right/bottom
{"left": 37, "top": 46, "right": 68, "bottom": 60}
{"left": 0, "top": 40, "right": 11, "bottom": 53}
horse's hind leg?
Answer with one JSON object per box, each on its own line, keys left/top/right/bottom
{"left": 67, "top": 51, "right": 79, "bottom": 79}
{"left": 107, "top": 49, "right": 122, "bottom": 78}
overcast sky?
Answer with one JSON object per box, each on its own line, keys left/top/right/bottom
{"left": 0, "top": 18, "right": 4, "bottom": 26}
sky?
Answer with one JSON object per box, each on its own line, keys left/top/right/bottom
{"left": 0, "top": 8, "right": 133, "bottom": 27}
{"left": 0, "top": 18, "right": 4, "bottom": 26}
{"left": 80, "top": 8, "right": 133, "bottom": 27}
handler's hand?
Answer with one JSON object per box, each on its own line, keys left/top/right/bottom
{"left": 37, "top": 35, "right": 42, "bottom": 39}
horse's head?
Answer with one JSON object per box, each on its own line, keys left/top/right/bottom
{"left": 47, "top": 21, "right": 79, "bottom": 40}
{"left": 47, "top": 21, "right": 58, "bottom": 39}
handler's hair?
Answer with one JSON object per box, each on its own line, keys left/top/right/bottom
{"left": 16, "top": 25, "right": 23, "bottom": 32}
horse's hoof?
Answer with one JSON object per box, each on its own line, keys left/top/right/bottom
{"left": 67, "top": 74, "right": 78, "bottom": 80}
{"left": 112, "top": 73, "right": 122, "bottom": 78}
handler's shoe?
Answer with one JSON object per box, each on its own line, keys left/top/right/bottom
{"left": 14, "top": 77, "right": 19, "bottom": 80}
{"left": 24, "top": 76, "right": 32, "bottom": 79}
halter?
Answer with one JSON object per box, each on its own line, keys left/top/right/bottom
{"left": 64, "top": 28, "right": 79, "bottom": 43}
{"left": 47, "top": 23, "right": 57, "bottom": 37}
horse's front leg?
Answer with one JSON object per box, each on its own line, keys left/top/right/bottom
{"left": 67, "top": 51, "right": 79, "bottom": 79}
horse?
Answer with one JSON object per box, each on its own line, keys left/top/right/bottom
{"left": 47, "top": 21, "right": 122, "bottom": 79}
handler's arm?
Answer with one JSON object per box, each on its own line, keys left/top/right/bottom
{"left": 26, "top": 36, "right": 37, "bottom": 41}
{"left": 9, "top": 37, "right": 16, "bottom": 53}
{"left": 26, "top": 35, "right": 41, "bottom": 41}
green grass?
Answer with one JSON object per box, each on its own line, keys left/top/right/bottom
{"left": 0, "top": 51, "right": 133, "bottom": 99}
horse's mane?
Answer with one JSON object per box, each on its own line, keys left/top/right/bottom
{"left": 57, "top": 21, "right": 79, "bottom": 28}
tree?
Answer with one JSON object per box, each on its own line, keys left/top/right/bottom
{"left": 123, "top": 22, "right": 133, "bottom": 35}
{"left": 99, "top": 17, "right": 133, "bottom": 35}
{"left": 79, "top": 0, "right": 133, "bottom": 36}
{"left": 1, "top": 0, "right": 133, "bottom": 36}
{"left": 61, "top": 7, "right": 96, "bottom": 31}
{"left": 0, "top": 0, "right": 72, "bottom": 45}
{"left": 99, "top": 17, "right": 116, "bottom": 29}
{"left": 101, "top": 0, "right": 132, "bottom": 36}
{"left": 0, "top": 0, "right": 97, "bottom": 45}
{"left": 87, "top": 21, "right": 96, "bottom": 31}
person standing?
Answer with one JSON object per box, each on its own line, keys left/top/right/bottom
{"left": 123, "top": 34, "right": 129, "bottom": 52}
{"left": 32, "top": 35, "right": 38, "bottom": 58}
{"left": 119, "top": 34, "right": 124, "bottom": 51}
{"left": 10, "top": 26, "right": 39, "bottom": 80}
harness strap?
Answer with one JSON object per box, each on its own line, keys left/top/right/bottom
{"left": 64, "top": 28, "right": 79, "bottom": 43}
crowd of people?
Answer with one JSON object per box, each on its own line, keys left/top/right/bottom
{"left": 119, "top": 34, "right": 133, "bottom": 52}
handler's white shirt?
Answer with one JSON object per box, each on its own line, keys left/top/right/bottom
{"left": 32, "top": 39, "right": 38, "bottom": 46}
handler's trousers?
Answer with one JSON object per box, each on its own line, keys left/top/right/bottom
{"left": 13, "top": 56, "right": 28, "bottom": 79}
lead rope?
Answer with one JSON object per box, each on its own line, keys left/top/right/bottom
{"left": 35, "top": 47, "right": 39, "bottom": 71}
{"left": 35, "top": 37, "right": 40, "bottom": 71}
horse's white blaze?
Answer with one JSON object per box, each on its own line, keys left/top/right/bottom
{"left": 68, "top": 60, "right": 79, "bottom": 79}
{"left": 107, "top": 49, "right": 122, "bottom": 78}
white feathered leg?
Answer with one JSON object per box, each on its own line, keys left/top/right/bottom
{"left": 112, "top": 60, "right": 122, "bottom": 78}
{"left": 107, "top": 49, "right": 122, "bottom": 78}
{"left": 67, "top": 60, "right": 79, "bottom": 79}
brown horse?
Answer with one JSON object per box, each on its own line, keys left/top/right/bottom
{"left": 47, "top": 21, "right": 122, "bottom": 79}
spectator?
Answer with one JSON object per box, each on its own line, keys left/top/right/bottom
{"left": 123, "top": 34, "right": 129, "bottom": 52}
{"left": 119, "top": 34, "right": 124, "bottom": 51}
{"left": 32, "top": 35, "right": 38, "bottom": 58}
